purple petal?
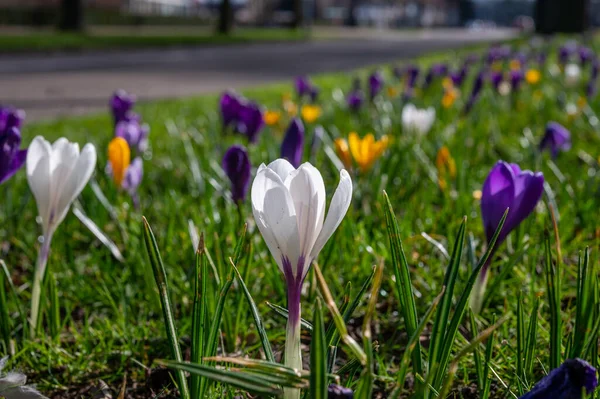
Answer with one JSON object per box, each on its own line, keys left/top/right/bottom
{"left": 481, "top": 161, "right": 516, "bottom": 243}
{"left": 222, "top": 145, "right": 251, "bottom": 203}
{"left": 280, "top": 118, "right": 304, "bottom": 168}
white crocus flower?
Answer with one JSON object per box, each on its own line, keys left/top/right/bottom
{"left": 251, "top": 159, "right": 352, "bottom": 398}
{"left": 402, "top": 103, "right": 436, "bottom": 135}
{"left": 26, "top": 136, "right": 96, "bottom": 337}
{"left": 564, "top": 63, "right": 581, "bottom": 87}
{"left": 0, "top": 357, "right": 47, "bottom": 399}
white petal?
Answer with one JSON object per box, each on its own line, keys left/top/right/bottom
{"left": 26, "top": 137, "right": 51, "bottom": 178}
{"left": 267, "top": 158, "right": 295, "bottom": 180}
{"left": 51, "top": 143, "right": 97, "bottom": 230}
{"left": 26, "top": 138, "right": 52, "bottom": 235}
{"left": 251, "top": 167, "right": 299, "bottom": 274}
{"left": 284, "top": 163, "right": 326, "bottom": 263}
{"left": 309, "top": 169, "right": 353, "bottom": 267}
{"left": 0, "top": 372, "right": 27, "bottom": 390}
{"left": 50, "top": 138, "right": 79, "bottom": 175}
{"left": 2, "top": 386, "right": 48, "bottom": 399}
{"left": 252, "top": 164, "right": 284, "bottom": 214}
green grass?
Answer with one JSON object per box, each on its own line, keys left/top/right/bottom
{"left": 0, "top": 27, "right": 309, "bottom": 53}
{"left": 1, "top": 38, "right": 600, "bottom": 398}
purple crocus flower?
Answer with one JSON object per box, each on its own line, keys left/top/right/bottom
{"left": 559, "top": 43, "right": 576, "bottom": 65}
{"left": 451, "top": 64, "right": 469, "bottom": 87}
{"left": 540, "top": 122, "right": 571, "bottom": 158}
{"left": 537, "top": 51, "right": 547, "bottom": 67}
{"left": 280, "top": 118, "right": 304, "bottom": 168}
{"left": 0, "top": 107, "right": 25, "bottom": 134}
{"left": 368, "top": 71, "right": 384, "bottom": 100}
{"left": 464, "top": 71, "right": 485, "bottom": 114}
{"left": 222, "top": 145, "right": 251, "bottom": 203}
{"left": 347, "top": 90, "right": 364, "bottom": 112}
{"left": 122, "top": 157, "right": 143, "bottom": 195}
{"left": 220, "top": 91, "right": 243, "bottom": 129}
{"left": 520, "top": 359, "right": 597, "bottom": 399}
{"left": 328, "top": 383, "right": 354, "bottom": 398}
{"left": 237, "top": 102, "right": 264, "bottom": 143}
{"left": 309, "top": 86, "right": 320, "bottom": 103}
{"left": 405, "top": 65, "right": 420, "bottom": 88}
{"left": 295, "top": 76, "right": 312, "bottom": 98}
{"left": 115, "top": 118, "right": 150, "bottom": 152}
{"left": 110, "top": 89, "right": 136, "bottom": 125}
{"left": 587, "top": 59, "right": 599, "bottom": 98}
{"left": 510, "top": 69, "right": 525, "bottom": 91}
{"left": 471, "top": 161, "right": 544, "bottom": 312}
{"left": 489, "top": 71, "right": 503, "bottom": 91}
{"left": 0, "top": 126, "right": 27, "bottom": 185}
{"left": 481, "top": 161, "right": 544, "bottom": 246}
{"left": 579, "top": 46, "right": 594, "bottom": 66}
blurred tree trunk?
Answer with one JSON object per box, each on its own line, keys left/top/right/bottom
{"left": 346, "top": 0, "right": 358, "bottom": 26}
{"left": 218, "top": 0, "right": 233, "bottom": 34}
{"left": 58, "top": 0, "right": 84, "bottom": 32}
{"left": 535, "top": 0, "right": 588, "bottom": 34}
{"left": 292, "top": 0, "right": 303, "bottom": 28}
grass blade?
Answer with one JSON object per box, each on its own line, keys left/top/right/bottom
{"left": 355, "top": 262, "right": 384, "bottom": 398}
{"left": 313, "top": 263, "right": 367, "bottom": 365}
{"left": 191, "top": 234, "right": 209, "bottom": 397}
{"left": 265, "top": 302, "right": 314, "bottom": 332}
{"left": 310, "top": 298, "right": 328, "bottom": 399}
{"left": 159, "top": 360, "right": 283, "bottom": 396}
{"left": 544, "top": 229, "right": 561, "bottom": 369}
{"left": 230, "top": 258, "right": 275, "bottom": 362}
{"left": 428, "top": 217, "right": 467, "bottom": 389}
{"left": 382, "top": 190, "right": 422, "bottom": 379}
{"left": 142, "top": 217, "right": 190, "bottom": 399}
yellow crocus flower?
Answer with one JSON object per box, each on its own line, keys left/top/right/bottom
{"left": 509, "top": 59, "right": 521, "bottom": 71}
{"left": 301, "top": 104, "right": 322, "bottom": 123}
{"left": 442, "top": 77, "right": 454, "bottom": 90}
{"left": 348, "top": 132, "right": 389, "bottom": 172}
{"left": 264, "top": 110, "right": 281, "bottom": 126}
{"left": 525, "top": 69, "right": 541, "bottom": 85}
{"left": 436, "top": 146, "right": 456, "bottom": 190}
{"left": 284, "top": 100, "right": 297, "bottom": 117}
{"left": 108, "top": 137, "right": 131, "bottom": 187}
{"left": 334, "top": 138, "right": 353, "bottom": 170}
{"left": 442, "top": 89, "right": 458, "bottom": 109}
{"left": 387, "top": 86, "right": 399, "bottom": 98}
{"left": 578, "top": 96, "right": 587, "bottom": 109}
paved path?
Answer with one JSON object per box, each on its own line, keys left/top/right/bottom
{"left": 0, "top": 28, "right": 516, "bottom": 121}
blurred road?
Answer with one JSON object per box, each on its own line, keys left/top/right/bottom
{"left": 0, "top": 28, "right": 516, "bottom": 121}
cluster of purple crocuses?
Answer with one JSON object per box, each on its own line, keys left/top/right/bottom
{"left": 109, "top": 90, "right": 146, "bottom": 206}
{"left": 220, "top": 84, "right": 311, "bottom": 204}
{"left": 295, "top": 76, "right": 319, "bottom": 102}
{"left": 0, "top": 107, "right": 27, "bottom": 186}
{"left": 220, "top": 91, "right": 265, "bottom": 143}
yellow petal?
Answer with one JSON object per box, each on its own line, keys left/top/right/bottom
{"left": 334, "top": 138, "right": 353, "bottom": 169}
{"left": 525, "top": 69, "right": 541, "bottom": 85}
{"left": 348, "top": 132, "right": 363, "bottom": 166}
{"left": 108, "top": 137, "right": 131, "bottom": 187}
{"left": 264, "top": 110, "right": 281, "bottom": 126}
{"left": 301, "top": 105, "right": 321, "bottom": 123}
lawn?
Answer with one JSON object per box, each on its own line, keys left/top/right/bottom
{"left": 1, "top": 37, "right": 600, "bottom": 399}
{"left": 0, "top": 26, "right": 309, "bottom": 53}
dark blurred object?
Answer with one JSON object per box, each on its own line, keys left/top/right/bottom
{"left": 218, "top": 0, "right": 233, "bottom": 33}
{"left": 59, "top": 0, "right": 84, "bottom": 31}
{"left": 535, "top": 0, "right": 589, "bottom": 33}
{"left": 292, "top": 0, "right": 303, "bottom": 27}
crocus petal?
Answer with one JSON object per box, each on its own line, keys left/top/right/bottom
{"left": 284, "top": 163, "right": 326, "bottom": 266}
{"left": 267, "top": 158, "right": 295, "bottom": 181}
{"left": 0, "top": 372, "right": 27, "bottom": 389}
{"left": 122, "top": 157, "right": 143, "bottom": 194}
{"left": 52, "top": 143, "right": 97, "bottom": 230}
{"left": 520, "top": 358, "right": 597, "bottom": 399}
{"left": 27, "top": 137, "right": 53, "bottom": 234}
{"left": 252, "top": 167, "right": 300, "bottom": 275}
{"left": 508, "top": 170, "right": 544, "bottom": 235}
{"left": 481, "top": 161, "right": 515, "bottom": 242}
{"left": 309, "top": 169, "right": 352, "bottom": 263}
{"left": 1, "top": 386, "right": 48, "bottom": 399}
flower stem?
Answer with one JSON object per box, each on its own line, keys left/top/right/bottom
{"left": 30, "top": 233, "right": 52, "bottom": 338}
{"left": 284, "top": 286, "right": 302, "bottom": 399}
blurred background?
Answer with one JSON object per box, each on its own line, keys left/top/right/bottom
{"left": 0, "top": 0, "right": 595, "bottom": 34}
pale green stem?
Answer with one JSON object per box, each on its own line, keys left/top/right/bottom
{"left": 30, "top": 232, "right": 53, "bottom": 338}
{"left": 284, "top": 298, "right": 302, "bottom": 399}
